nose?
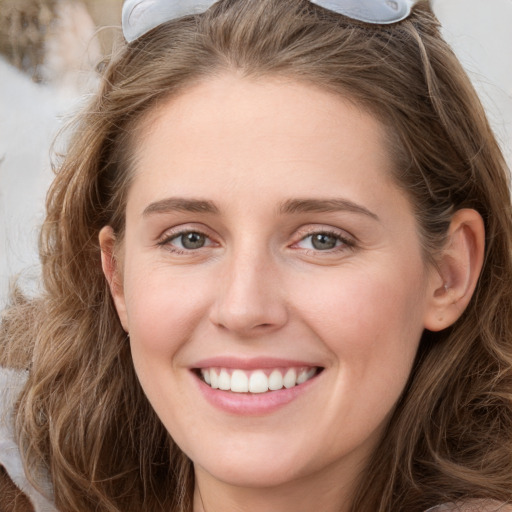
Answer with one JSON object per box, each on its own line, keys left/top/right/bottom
{"left": 209, "top": 247, "right": 288, "bottom": 337}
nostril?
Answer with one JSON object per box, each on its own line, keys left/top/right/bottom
{"left": 210, "top": 305, "right": 288, "bottom": 334}
{"left": 209, "top": 270, "right": 289, "bottom": 334}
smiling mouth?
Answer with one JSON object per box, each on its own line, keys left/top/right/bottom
{"left": 196, "top": 367, "right": 322, "bottom": 394}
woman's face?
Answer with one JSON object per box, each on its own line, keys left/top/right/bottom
{"left": 105, "top": 75, "right": 442, "bottom": 495}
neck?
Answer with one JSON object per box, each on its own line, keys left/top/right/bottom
{"left": 192, "top": 461, "right": 362, "bottom": 512}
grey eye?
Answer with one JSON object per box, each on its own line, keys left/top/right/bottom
{"left": 311, "top": 233, "right": 339, "bottom": 250}
{"left": 179, "top": 232, "right": 207, "bottom": 249}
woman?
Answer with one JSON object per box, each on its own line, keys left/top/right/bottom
{"left": 1, "top": 0, "right": 511, "bottom": 511}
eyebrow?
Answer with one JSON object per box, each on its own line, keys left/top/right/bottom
{"left": 279, "top": 198, "right": 379, "bottom": 220}
{"left": 142, "top": 196, "right": 378, "bottom": 221}
{"left": 142, "top": 198, "right": 220, "bottom": 217}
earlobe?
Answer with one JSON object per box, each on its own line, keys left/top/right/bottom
{"left": 423, "top": 209, "right": 485, "bottom": 332}
{"left": 99, "top": 226, "right": 129, "bottom": 332}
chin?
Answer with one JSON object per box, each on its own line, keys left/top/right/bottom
{"left": 199, "top": 459, "right": 304, "bottom": 489}
{"left": 187, "top": 435, "right": 314, "bottom": 488}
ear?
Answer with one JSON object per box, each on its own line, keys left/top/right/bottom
{"left": 423, "top": 209, "right": 485, "bottom": 332}
{"left": 99, "top": 226, "right": 129, "bottom": 332}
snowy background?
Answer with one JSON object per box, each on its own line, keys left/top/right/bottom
{"left": 1, "top": 0, "right": 511, "bottom": 306}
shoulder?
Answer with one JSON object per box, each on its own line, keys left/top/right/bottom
{"left": 427, "top": 501, "right": 512, "bottom": 512}
{"left": 0, "top": 367, "right": 58, "bottom": 512}
{"left": 0, "top": 464, "right": 35, "bottom": 512}
{"left": 0, "top": 367, "right": 34, "bottom": 511}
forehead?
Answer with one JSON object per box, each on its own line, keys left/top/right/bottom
{"left": 127, "top": 73, "right": 398, "bottom": 212}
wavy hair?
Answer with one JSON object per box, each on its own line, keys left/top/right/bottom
{"left": 1, "top": 0, "right": 511, "bottom": 510}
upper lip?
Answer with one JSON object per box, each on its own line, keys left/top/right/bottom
{"left": 191, "top": 356, "right": 322, "bottom": 370}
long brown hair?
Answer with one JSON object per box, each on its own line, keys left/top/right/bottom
{"left": 1, "top": 1, "right": 511, "bottom": 510}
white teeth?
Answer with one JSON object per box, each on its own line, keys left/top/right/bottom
{"left": 231, "top": 370, "right": 249, "bottom": 392}
{"left": 283, "top": 368, "right": 297, "bottom": 389}
{"left": 249, "top": 370, "right": 269, "bottom": 393}
{"left": 296, "top": 369, "right": 309, "bottom": 384}
{"left": 210, "top": 369, "right": 219, "bottom": 389}
{"left": 268, "top": 370, "right": 283, "bottom": 390}
{"left": 199, "top": 367, "right": 318, "bottom": 393}
{"left": 218, "top": 369, "right": 231, "bottom": 391}
{"left": 296, "top": 368, "right": 316, "bottom": 385}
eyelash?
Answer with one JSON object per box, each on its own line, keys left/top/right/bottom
{"left": 157, "top": 229, "right": 215, "bottom": 254}
{"left": 157, "top": 227, "right": 356, "bottom": 255}
{"left": 294, "top": 229, "right": 356, "bottom": 254}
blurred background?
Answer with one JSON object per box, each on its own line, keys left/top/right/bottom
{"left": 0, "top": 0, "right": 121, "bottom": 304}
{"left": 1, "top": 0, "right": 511, "bottom": 306}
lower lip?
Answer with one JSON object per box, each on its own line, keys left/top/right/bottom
{"left": 194, "top": 372, "right": 319, "bottom": 415}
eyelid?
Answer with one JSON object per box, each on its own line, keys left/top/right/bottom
{"left": 291, "top": 225, "right": 357, "bottom": 251}
{"left": 155, "top": 223, "right": 356, "bottom": 253}
{"left": 156, "top": 224, "right": 219, "bottom": 249}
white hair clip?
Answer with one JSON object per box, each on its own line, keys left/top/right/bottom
{"left": 122, "top": 0, "right": 419, "bottom": 43}
{"left": 122, "top": 0, "right": 220, "bottom": 43}
{"left": 309, "top": 0, "right": 415, "bottom": 24}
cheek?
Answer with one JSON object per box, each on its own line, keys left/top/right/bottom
{"left": 122, "top": 267, "right": 213, "bottom": 427}
{"left": 292, "top": 260, "right": 428, "bottom": 380}
{"left": 123, "top": 265, "right": 213, "bottom": 358}
{"left": 286, "top": 263, "right": 428, "bottom": 455}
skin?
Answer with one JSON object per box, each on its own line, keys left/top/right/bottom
{"left": 100, "top": 74, "right": 485, "bottom": 512}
